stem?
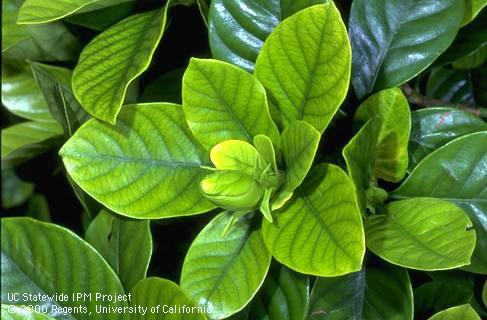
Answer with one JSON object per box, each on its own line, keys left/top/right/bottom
{"left": 400, "top": 83, "right": 487, "bottom": 118}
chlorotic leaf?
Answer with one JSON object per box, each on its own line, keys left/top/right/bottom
{"left": 343, "top": 118, "right": 382, "bottom": 214}
{"left": 366, "top": 198, "right": 476, "bottom": 270}
{"left": 60, "top": 103, "right": 216, "bottom": 219}
{"left": 253, "top": 135, "right": 278, "bottom": 172}
{"left": 85, "top": 210, "right": 152, "bottom": 291}
{"left": 72, "top": 6, "right": 171, "bottom": 124}
{"left": 210, "top": 140, "right": 260, "bottom": 176}
{"left": 262, "top": 164, "right": 364, "bottom": 276}
{"left": 1, "top": 169, "right": 34, "bottom": 209}
{"left": 350, "top": 0, "right": 465, "bottom": 98}
{"left": 208, "top": 0, "right": 326, "bottom": 72}
{"left": 181, "top": 212, "right": 271, "bottom": 319}
{"left": 409, "top": 108, "right": 487, "bottom": 170}
{"left": 1, "top": 217, "right": 127, "bottom": 319}
{"left": 31, "top": 62, "right": 91, "bottom": 137}
{"left": 182, "top": 58, "right": 280, "bottom": 150}
{"left": 354, "top": 88, "right": 411, "bottom": 182}
{"left": 18, "top": 0, "right": 134, "bottom": 24}
{"left": 393, "top": 132, "right": 487, "bottom": 274}
{"left": 1, "top": 305, "right": 54, "bottom": 320}
{"left": 131, "top": 277, "right": 207, "bottom": 320}
{"left": 1, "top": 121, "right": 63, "bottom": 169}
{"left": 428, "top": 304, "right": 481, "bottom": 320}
{"left": 255, "top": 3, "right": 351, "bottom": 132}
{"left": 1, "top": 63, "right": 54, "bottom": 123}
{"left": 248, "top": 264, "right": 309, "bottom": 320}
{"left": 308, "top": 263, "right": 413, "bottom": 320}
{"left": 281, "top": 121, "right": 320, "bottom": 192}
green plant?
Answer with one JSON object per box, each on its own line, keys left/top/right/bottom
{"left": 2, "top": 0, "right": 486, "bottom": 319}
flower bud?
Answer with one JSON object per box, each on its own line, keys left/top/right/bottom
{"left": 200, "top": 171, "right": 264, "bottom": 211}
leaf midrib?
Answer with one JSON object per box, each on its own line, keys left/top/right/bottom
{"left": 61, "top": 151, "right": 209, "bottom": 168}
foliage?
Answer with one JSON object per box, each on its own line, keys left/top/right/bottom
{"left": 2, "top": 0, "right": 486, "bottom": 319}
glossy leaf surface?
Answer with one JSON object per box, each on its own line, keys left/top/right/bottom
{"left": 1, "top": 64, "right": 54, "bottom": 123}
{"left": 131, "top": 277, "right": 207, "bottom": 320}
{"left": 72, "top": 7, "right": 170, "bottom": 123}
{"left": 426, "top": 67, "right": 475, "bottom": 105}
{"left": 208, "top": 0, "right": 326, "bottom": 72}
{"left": 409, "top": 108, "right": 487, "bottom": 169}
{"left": 350, "top": 0, "right": 465, "bottom": 98}
{"left": 18, "top": 0, "right": 133, "bottom": 24}
{"left": 262, "top": 164, "right": 364, "bottom": 276}
{"left": 181, "top": 212, "right": 271, "bottom": 319}
{"left": 366, "top": 198, "right": 476, "bottom": 270}
{"left": 354, "top": 88, "right": 411, "bottom": 182}
{"left": 85, "top": 210, "right": 152, "bottom": 291}
{"left": 60, "top": 103, "right": 215, "bottom": 219}
{"left": 1, "top": 121, "right": 63, "bottom": 169}
{"left": 428, "top": 305, "right": 481, "bottom": 320}
{"left": 182, "top": 58, "right": 280, "bottom": 150}
{"left": 1, "top": 218, "right": 127, "bottom": 319}
{"left": 281, "top": 121, "right": 320, "bottom": 192}
{"left": 308, "top": 263, "right": 413, "bottom": 320}
{"left": 394, "top": 132, "right": 487, "bottom": 273}
{"left": 255, "top": 3, "right": 351, "bottom": 132}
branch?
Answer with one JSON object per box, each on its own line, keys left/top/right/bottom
{"left": 400, "top": 84, "right": 487, "bottom": 118}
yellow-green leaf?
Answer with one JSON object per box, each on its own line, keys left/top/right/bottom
{"left": 254, "top": 3, "right": 351, "bottom": 132}
{"left": 72, "top": 6, "right": 170, "bottom": 124}
{"left": 60, "top": 103, "right": 216, "bottom": 219}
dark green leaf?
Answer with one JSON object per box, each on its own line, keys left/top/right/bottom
{"left": 248, "top": 264, "right": 309, "bottom": 320}
{"left": 31, "top": 62, "right": 91, "bottom": 137}
{"left": 366, "top": 198, "right": 476, "bottom": 270}
{"left": 140, "top": 68, "right": 184, "bottom": 104}
{"left": 409, "top": 107, "right": 487, "bottom": 170}
{"left": 1, "top": 63, "right": 54, "bottom": 123}
{"left": 208, "top": 0, "right": 326, "bottom": 72}
{"left": 181, "top": 212, "right": 271, "bottom": 319}
{"left": 60, "top": 103, "right": 216, "bottom": 219}
{"left": 26, "top": 194, "right": 51, "bottom": 222}
{"left": 308, "top": 263, "right": 413, "bottom": 320}
{"left": 426, "top": 67, "right": 475, "bottom": 105}
{"left": 255, "top": 3, "right": 351, "bottom": 133}
{"left": 350, "top": 0, "right": 465, "bottom": 98}
{"left": 1, "top": 169, "right": 34, "bottom": 209}
{"left": 85, "top": 210, "right": 152, "bottom": 291}
{"left": 393, "top": 132, "right": 487, "bottom": 274}
{"left": 1, "top": 121, "right": 63, "bottom": 169}
{"left": 65, "top": 2, "right": 136, "bottom": 31}
{"left": 2, "top": 0, "right": 80, "bottom": 61}
{"left": 1, "top": 217, "right": 127, "bottom": 319}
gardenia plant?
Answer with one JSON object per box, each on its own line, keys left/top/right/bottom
{"left": 1, "top": 0, "right": 486, "bottom": 319}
